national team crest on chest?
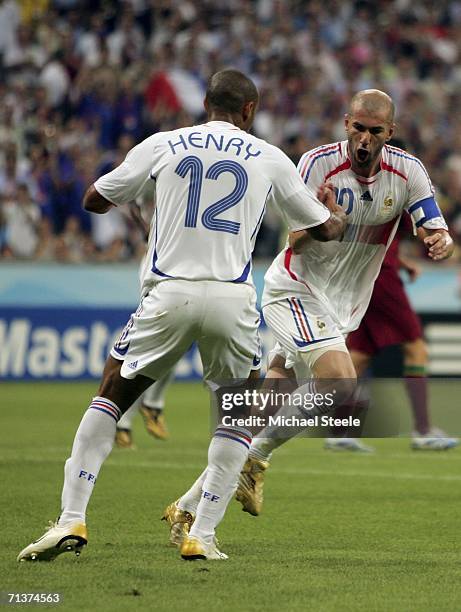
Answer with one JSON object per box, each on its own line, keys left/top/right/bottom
{"left": 379, "top": 193, "right": 395, "bottom": 219}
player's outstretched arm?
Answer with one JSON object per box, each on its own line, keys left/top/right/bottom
{"left": 418, "top": 228, "right": 454, "bottom": 261}
{"left": 83, "top": 185, "right": 117, "bottom": 214}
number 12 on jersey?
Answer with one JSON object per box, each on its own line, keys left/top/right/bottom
{"left": 175, "top": 155, "right": 248, "bottom": 235}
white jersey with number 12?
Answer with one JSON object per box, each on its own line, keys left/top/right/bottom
{"left": 94, "top": 121, "right": 330, "bottom": 294}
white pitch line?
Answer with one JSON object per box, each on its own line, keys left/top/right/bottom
{"left": 2, "top": 454, "right": 461, "bottom": 482}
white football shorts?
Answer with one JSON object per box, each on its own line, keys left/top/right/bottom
{"left": 111, "top": 279, "right": 261, "bottom": 381}
{"left": 262, "top": 297, "right": 347, "bottom": 371}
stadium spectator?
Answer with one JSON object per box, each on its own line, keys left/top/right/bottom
{"left": 1, "top": 183, "right": 41, "bottom": 258}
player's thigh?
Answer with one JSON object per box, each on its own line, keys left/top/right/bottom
{"left": 198, "top": 282, "right": 261, "bottom": 380}
{"left": 263, "top": 298, "right": 345, "bottom": 374}
{"left": 267, "top": 335, "right": 355, "bottom": 407}
{"left": 112, "top": 281, "right": 199, "bottom": 382}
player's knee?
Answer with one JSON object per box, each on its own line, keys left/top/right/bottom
{"left": 403, "top": 338, "right": 428, "bottom": 364}
{"left": 310, "top": 347, "right": 356, "bottom": 380}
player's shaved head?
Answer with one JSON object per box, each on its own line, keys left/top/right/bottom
{"left": 349, "top": 89, "right": 395, "bottom": 123}
{"left": 206, "top": 69, "right": 259, "bottom": 114}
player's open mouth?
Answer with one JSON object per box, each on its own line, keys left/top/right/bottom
{"left": 357, "top": 148, "right": 369, "bottom": 162}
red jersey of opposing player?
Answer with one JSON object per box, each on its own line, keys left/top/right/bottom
{"left": 347, "top": 215, "right": 422, "bottom": 355}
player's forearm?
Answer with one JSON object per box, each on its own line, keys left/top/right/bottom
{"left": 289, "top": 229, "right": 310, "bottom": 253}
{"left": 308, "top": 210, "right": 347, "bottom": 243}
{"left": 290, "top": 211, "right": 346, "bottom": 251}
{"left": 83, "top": 185, "right": 117, "bottom": 214}
{"left": 288, "top": 210, "right": 347, "bottom": 254}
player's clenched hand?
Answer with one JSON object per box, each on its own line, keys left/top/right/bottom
{"left": 317, "top": 182, "right": 342, "bottom": 214}
{"left": 423, "top": 230, "right": 454, "bottom": 261}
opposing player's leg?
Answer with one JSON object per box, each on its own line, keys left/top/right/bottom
{"left": 402, "top": 336, "right": 431, "bottom": 437}
{"left": 17, "top": 356, "right": 152, "bottom": 562}
{"left": 403, "top": 337, "right": 459, "bottom": 449}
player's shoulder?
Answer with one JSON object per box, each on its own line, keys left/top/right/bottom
{"left": 298, "top": 140, "right": 347, "bottom": 182}
{"left": 252, "top": 135, "right": 291, "bottom": 161}
{"left": 383, "top": 144, "right": 427, "bottom": 175}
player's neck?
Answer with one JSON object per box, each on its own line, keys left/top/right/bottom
{"left": 351, "top": 157, "right": 381, "bottom": 178}
{"left": 207, "top": 111, "right": 243, "bottom": 129}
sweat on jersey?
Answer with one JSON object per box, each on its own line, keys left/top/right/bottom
{"left": 93, "top": 121, "right": 330, "bottom": 292}
{"left": 263, "top": 141, "right": 448, "bottom": 334}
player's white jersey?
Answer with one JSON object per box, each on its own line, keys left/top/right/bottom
{"left": 263, "top": 140, "right": 448, "bottom": 334}
{"left": 94, "top": 121, "right": 330, "bottom": 292}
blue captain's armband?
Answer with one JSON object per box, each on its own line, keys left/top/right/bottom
{"left": 408, "top": 196, "right": 447, "bottom": 230}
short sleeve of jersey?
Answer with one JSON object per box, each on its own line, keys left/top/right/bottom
{"left": 296, "top": 148, "right": 328, "bottom": 192}
{"left": 405, "top": 157, "right": 448, "bottom": 230}
{"left": 94, "top": 134, "right": 159, "bottom": 205}
{"left": 267, "top": 146, "right": 330, "bottom": 231}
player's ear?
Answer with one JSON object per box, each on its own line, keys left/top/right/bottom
{"left": 242, "top": 100, "right": 256, "bottom": 127}
{"left": 344, "top": 114, "right": 350, "bottom": 132}
{"left": 203, "top": 97, "right": 210, "bottom": 114}
{"left": 386, "top": 123, "right": 395, "bottom": 142}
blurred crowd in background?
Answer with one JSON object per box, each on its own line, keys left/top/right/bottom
{"left": 1, "top": 0, "right": 461, "bottom": 263}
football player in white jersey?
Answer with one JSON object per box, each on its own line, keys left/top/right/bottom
{"left": 235, "top": 89, "right": 454, "bottom": 516}
{"left": 17, "top": 69, "right": 347, "bottom": 562}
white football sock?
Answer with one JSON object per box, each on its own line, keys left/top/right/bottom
{"left": 189, "top": 426, "right": 251, "bottom": 545}
{"left": 249, "top": 436, "right": 286, "bottom": 463}
{"left": 58, "top": 397, "right": 121, "bottom": 526}
{"left": 177, "top": 469, "right": 207, "bottom": 514}
{"left": 249, "top": 380, "right": 346, "bottom": 462}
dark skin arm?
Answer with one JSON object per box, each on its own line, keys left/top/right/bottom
{"left": 289, "top": 182, "right": 347, "bottom": 252}
{"left": 83, "top": 185, "right": 117, "bottom": 214}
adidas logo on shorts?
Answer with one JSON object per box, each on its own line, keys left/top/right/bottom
{"left": 127, "top": 360, "right": 138, "bottom": 369}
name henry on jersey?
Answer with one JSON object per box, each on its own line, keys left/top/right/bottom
{"left": 168, "top": 131, "right": 262, "bottom": 160}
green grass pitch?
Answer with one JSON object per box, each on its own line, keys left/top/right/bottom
{"left": 1, "top": 381, "right": 461, "bottom": 611}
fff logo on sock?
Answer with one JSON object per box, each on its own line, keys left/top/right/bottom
{"left": 203, "top": 491, "right": 220, "bottom": 502}
{"left": 79, "top": 470, "right": 96, "bottom": 483}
